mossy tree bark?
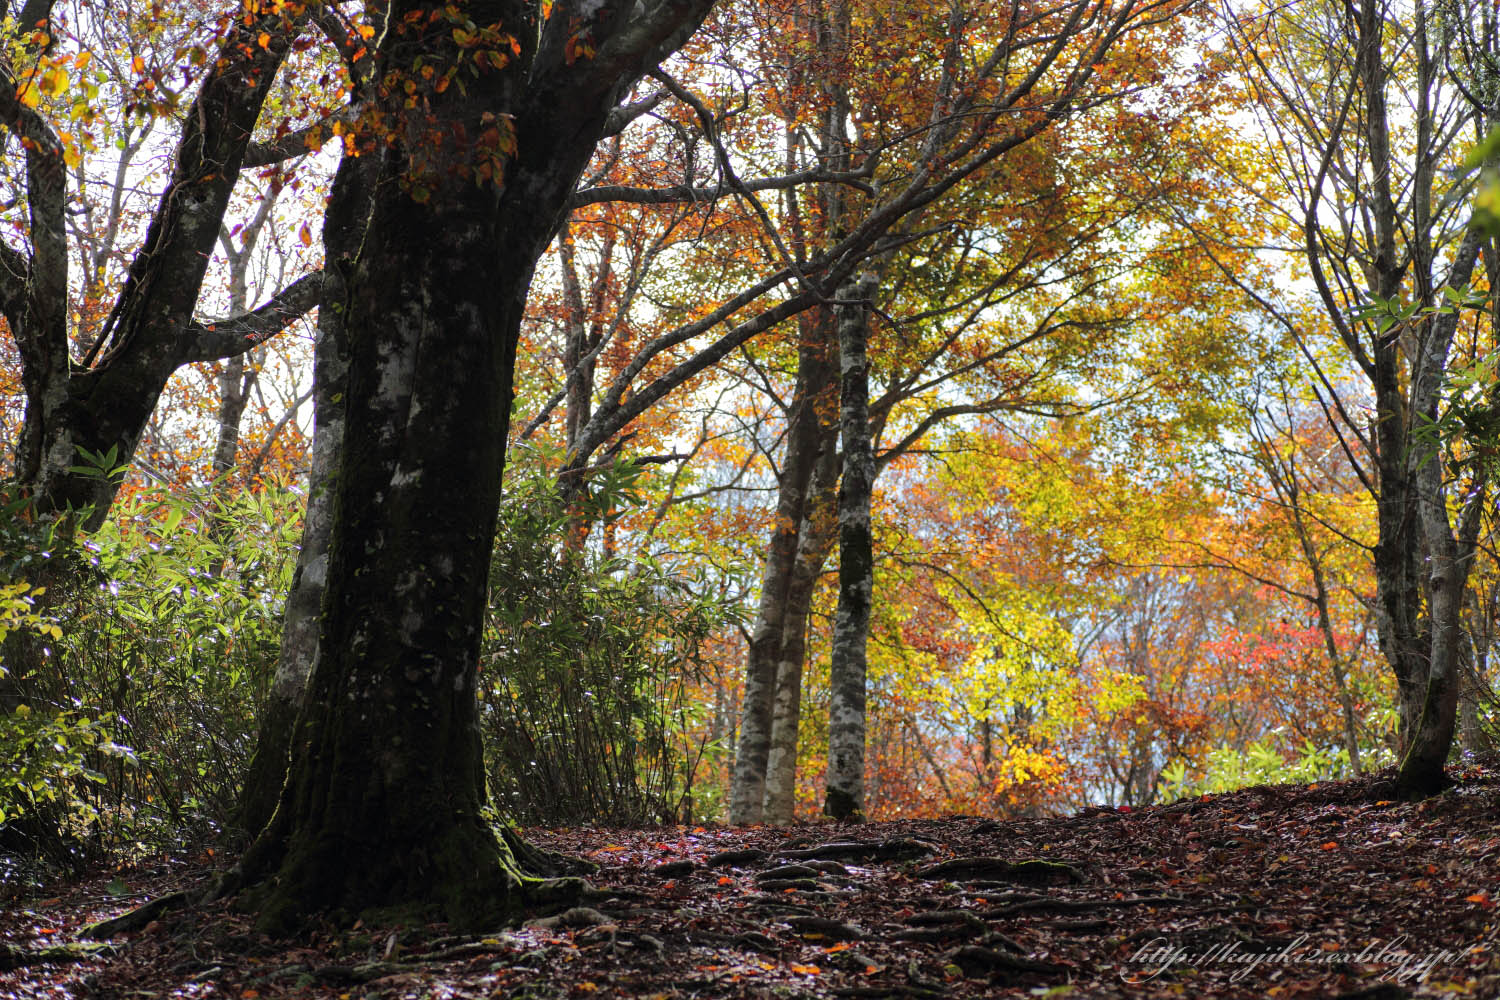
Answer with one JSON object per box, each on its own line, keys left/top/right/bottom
{"left": 236, "top": 0, "right": 715, "bottom": 930}
{"left": 236, "top": 150, "right": 374, "bottom": 838}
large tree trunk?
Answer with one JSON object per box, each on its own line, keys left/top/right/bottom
{"left": 238, "top": 158, "right": 539, "bottom": 930}
{"left": 234, "top": 0, "right": 714, "bottom": 929}
{"left": 824, "top": 274, "right": 876, "bottom": 821}
{"left": 235, "top": 152, "right": 372, "bottom": 837}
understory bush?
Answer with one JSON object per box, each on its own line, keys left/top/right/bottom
{"left": 1, "top": 482, "right": 299, "bottom": 857}
{"left": 481, "top": 451, "right": 738, "bottom": 826}
{"left": 1157, "top": 728, "right": 1396, "bottom": 801}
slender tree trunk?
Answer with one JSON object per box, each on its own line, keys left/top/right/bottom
{"left": 1286, "top": 472, "right": 1364, "bottom": 773}
{"left": 1396, "top": 230, "right": 1487, "bottom": 797}
{"left": 762, "top": 411, "right": 838, "bottom": 823}
{"left": 728, "top": 315, "right": 834, "bottom": 824}
{"left": 731, "top": 0, "right": 855, "bottom": 824}
{"left": 209, "top": 193, "right": 277, "bottom": 491}
{"left": 825, "top": 274, "right": 876, "bottom": 821}
{"left": 1458, "top": 627, "right": 1493, "bottom": 754}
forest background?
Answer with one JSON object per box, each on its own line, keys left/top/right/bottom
{"left": 0, "top": 0, "right": 1498, "bottom": 890}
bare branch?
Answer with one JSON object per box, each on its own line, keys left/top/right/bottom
{"left": 600, "top": 88, "right": 667, "bottom": 139}
{"left": 571, "top": 164, "right": 876, "bottom": 209}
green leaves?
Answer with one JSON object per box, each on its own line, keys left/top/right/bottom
{"left": 67, "top": 444, "right": 130, "bottom": 483}
{"left": 482, "top": 447, "right": 742, "bottom": 825}
{"left": 0, "top": 707, "right": 116, "bottom": 827}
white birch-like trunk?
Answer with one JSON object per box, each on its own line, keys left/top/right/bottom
{"left": 824, "top": 274, "right": 877, "bottom": 821}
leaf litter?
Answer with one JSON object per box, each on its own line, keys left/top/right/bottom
{"left": 3, "top": 765, "right": 1499, "bottom": 998}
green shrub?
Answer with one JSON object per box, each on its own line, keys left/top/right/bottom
{"left": 1157, "top": 728, "right": 1393, "bottom": 801}
{"left": 481, "top": 450, "right": 738, "bottom": 826}
{"left": 19, "top": 482, "right": 299, "bottom": 854}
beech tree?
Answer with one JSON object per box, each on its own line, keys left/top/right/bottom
{"left": 229, "top": 0, "right": 719, "bottom": 930}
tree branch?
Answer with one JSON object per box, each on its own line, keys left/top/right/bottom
{"left": 570, "top": 165, "right": 876, "bottom": 209}
{"left": 178, "top": 271, "right": 323, "bottom": 363}
{"left": 0, "top": 239, "right": 26, "bottom": 329}
{"left": 600, "top": 88, "right": 667, "bottom": 139}
{"left": 244, "top": 102, "right": 365, "bottom": 168}
{"left": 81, "top": 9, "right": 309, "bottom": 372}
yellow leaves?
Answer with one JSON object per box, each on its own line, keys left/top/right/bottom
{"left": 57, "top": 130, "right": 82, "bottom": 169}
{"left": 257, "top": 32, "right": 271, "bottom": 50}
{"left": 38, "top": 66, "right": 68, "bottom": 98}
{"left": 130, "top": 54, "right": 146, "bottom": 75}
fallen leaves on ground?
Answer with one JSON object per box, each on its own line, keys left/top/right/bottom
{"left": 4, "top": 766, "right": 1500, "bottom": 998}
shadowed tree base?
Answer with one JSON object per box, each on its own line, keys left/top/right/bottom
{"left": 233, "top": 805, "right": 586, "bottom": 934}
{"left": 1395, "top": 672, "right": 1459, "bottom": 801}
{"left": 235, "top": 694, "right": 296, "bottom": 839}
{"left": 824, "top": 788, "right": 863, "bottom": 822}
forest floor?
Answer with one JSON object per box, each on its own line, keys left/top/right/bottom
{"left": 3, "top": 766, "right": 1500, "bottom": 999}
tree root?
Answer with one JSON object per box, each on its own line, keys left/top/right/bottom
{"left": 782, "top": 839, "right": 934, "bottom": 862}
{"left": 947, "top": 944, "right": 1066, "bottom": 977}
{"left": 0, "top": 940, "right": 114, "bottom": 971}
{"left": 81, "top": 890, "right": 195, "bottom": 939}
{"left": 919, "top": 857, "right": 1084, "bottom": 884}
